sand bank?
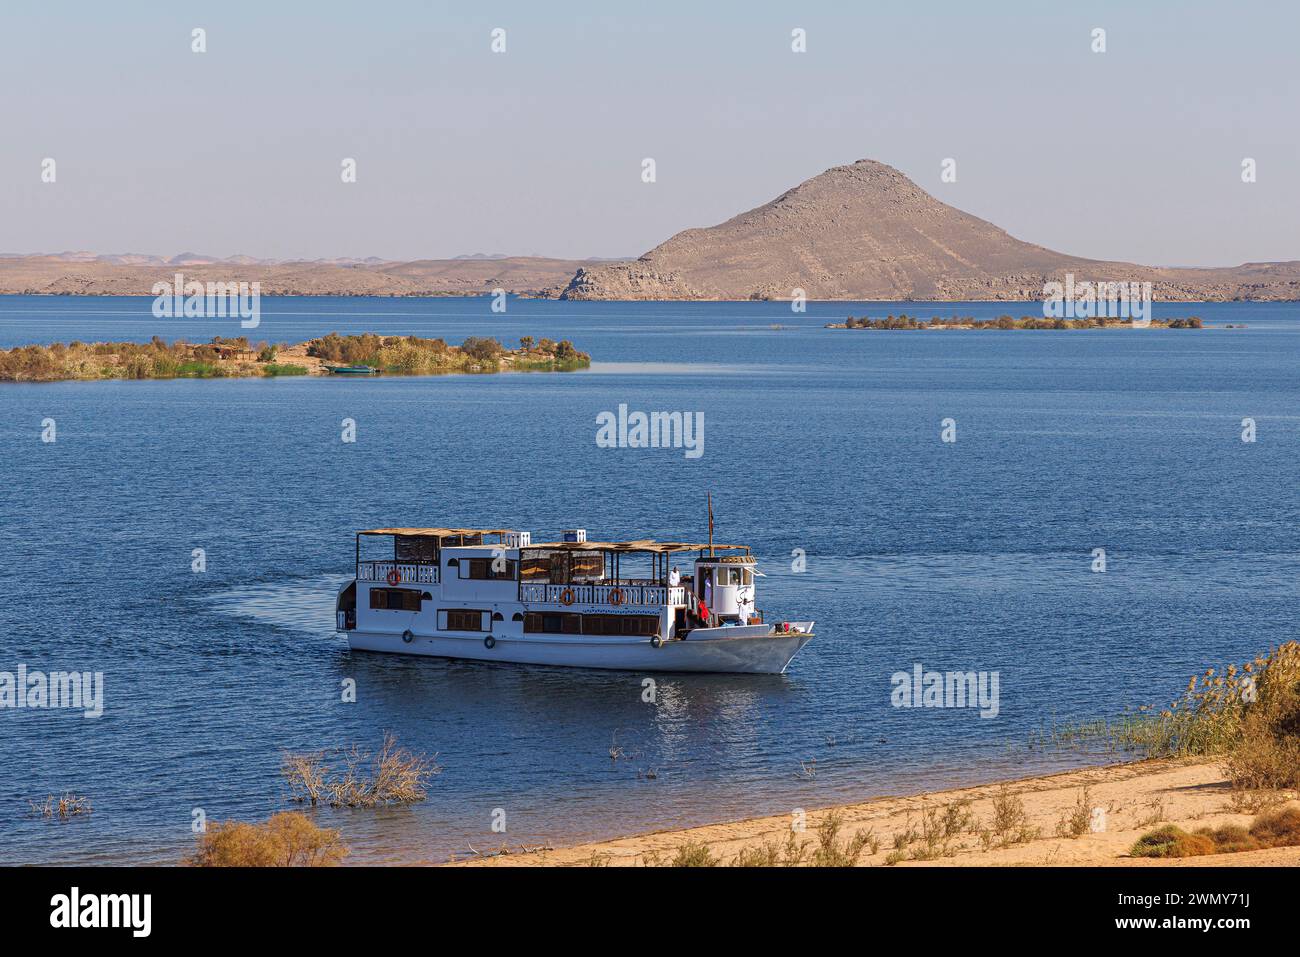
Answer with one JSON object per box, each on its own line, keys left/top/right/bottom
{"left": 449, "top": 758, "right": 1300, "bottom": 867}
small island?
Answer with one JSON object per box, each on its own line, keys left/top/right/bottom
{"left": 827, "top": 313, "right": 1204, "bottom": 330}
{"left": 0, "top": 333, "right": 590, "bottom": 382}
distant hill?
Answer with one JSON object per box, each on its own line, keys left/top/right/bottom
{"left": 559, "top": 159, "right": 1300, "bottom": 301}
{"left": 7, "top": 160, "right": 1298, "bottom": 301}
{"left": 0, "top": 255, "right": 610, "bottom": 297}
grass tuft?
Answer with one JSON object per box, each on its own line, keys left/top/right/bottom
{"left": 1130, "top": 806, "right": 1300, "bottom": 859}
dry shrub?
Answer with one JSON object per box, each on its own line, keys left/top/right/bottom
{"left": 1224, "top": 642, "right": 1300, "bottom": 790}
{"left": 670, "top": 841, "right": 719, "bottom": 867}
{"left": 992, "top": 787, "right": 1026, "bottom": 836}
{"left": 1079, "top": 642, "right": 1300, "bottom": 800}
{"left": 1056, "top": 787, "right": 1093, "bottom": 839}
{"left": 1246, "top": 806, "right": 1300, "bottom": 848}
{"left": 809, "top": 810, "right": 873, "bottom": 866}
{"left": 733, "top": 843, "right": 781, "bottom": 867}
{"left": 29, "top": 793, "right": 92, "bottom": 820}
{"left": 188, "top": 811, "right": 347, "bottom": 867}
{"left": 733, "top": 830, "right": 808, "bottom": 867}
{"left": 283, "top": 732, "right": 440, "bottom": 808}
{"left": 716, "top": 820, "right": 872, "bottom": 868}
{"left": 985, "top": 786, "right": 1038, "bottom": 847}
{"left": 1197, "top": 824, "right": 1258, "bottom": 854}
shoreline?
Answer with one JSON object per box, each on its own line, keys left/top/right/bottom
{"left": 447, "top": 757, "right": 1300, "bottom": 867}
{"left": 1, "top": 291, "right": 1297, "bottom": 304}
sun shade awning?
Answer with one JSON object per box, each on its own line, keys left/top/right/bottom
{"left": 525, "top": 541, "right": 749, "bottom": 554}
{"left": 359, "top": 528, "right": 519, "bottom": 537}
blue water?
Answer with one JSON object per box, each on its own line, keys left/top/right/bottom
{"left": 2, "top": 295, "right": 1298, "bottom": 865}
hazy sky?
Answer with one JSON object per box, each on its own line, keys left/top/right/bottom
{"left": 2, "top": 1, "right": 1296, "bottom": 266}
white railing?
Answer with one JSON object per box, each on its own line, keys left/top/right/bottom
{"left": 519, "top": 583, "right": 688, "bottom": 607}
{"left": 357, "top": 561, "right": 439, "bottom": 585}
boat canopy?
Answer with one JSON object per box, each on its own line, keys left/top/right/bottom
{"left": 359, "top": 527, "right": 520, "bottom": 539}
{"left": 525, "top": 541, "right": 750, "bottom": 555}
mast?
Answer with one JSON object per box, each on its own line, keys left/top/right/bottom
{"left": 707, "top": 491, "right": 714, "bottom": 557}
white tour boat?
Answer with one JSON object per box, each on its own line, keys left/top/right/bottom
{"left": 335, "top": 527, "right": 814, "bottom": 674}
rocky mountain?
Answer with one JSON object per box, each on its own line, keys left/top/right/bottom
{"left": 558, "top": 159, "right": 1300, "bottom": 301}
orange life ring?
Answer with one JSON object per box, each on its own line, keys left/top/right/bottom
{"left": 386, "top": 569, "right": 402, "bottom": 586}
{"left": 560, "top": 588, "right": 575, "bottom": 606}
{"left": 608, "top": 588, "right": 625, "bottom": 606}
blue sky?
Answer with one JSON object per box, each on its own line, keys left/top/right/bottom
{"left": 1, "top": 1, "right": 1296, "bottom": 265}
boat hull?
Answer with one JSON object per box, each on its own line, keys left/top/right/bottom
{"left": 345, "top": 629, "right": 813, "bottom": 674}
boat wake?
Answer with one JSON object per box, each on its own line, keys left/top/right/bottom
{"left": 208, "top": 576, "right": 348, "bottom": 634}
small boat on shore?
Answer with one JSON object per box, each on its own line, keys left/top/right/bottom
{"left": 335, "top": 527, "right": 814, "bottom": 674}
{"left": 324, "top": 364, "right": 379, "bottom": 375}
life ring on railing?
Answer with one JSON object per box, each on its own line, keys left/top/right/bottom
{"left": 559, "top": 588, "right": 575, "bottom": 606}
{"left": 386, "top": 569, "right": 402, "bottom": 586}
{"left": 608, "top": 588, "right": 625, "bottom": 606}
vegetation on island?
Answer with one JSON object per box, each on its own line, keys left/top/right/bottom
{"left": 0, "top": 333, "right": 590, "bottom": 382}
{"left": 829, "top": 313, "right": 1204, "bottom": 330}
{"left": 306, "top": 332, "right": 588, "bottom": 374}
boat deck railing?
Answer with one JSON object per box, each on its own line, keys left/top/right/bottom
{"left": 520, "top": 582, "right": 688, "bottom": 607}
{"left": 357, "top": 560, "right": 440, "bottom": 585}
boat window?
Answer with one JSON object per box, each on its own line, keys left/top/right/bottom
{"left": 571, "top": 553, "right": 604, "bottom": 582}
{"left": 458, "top": 558, "right": 517, "bottom": 580}
{"left": 520, "top": 556, "right": 550, "bottom": 581}
{"left": 581, "top": 615, "right": 658, "bottom": 636}
{"left": 395, "top": 536, "right": 438, "bottom": 563}
{"left": 443, "top": 609, "right": 486, "bottom": 631}
{"left": 523, "top": 612, "right": 581, "bottom": 634}
{"left": 369, "top": 587, "right": 423, "bottom": 611}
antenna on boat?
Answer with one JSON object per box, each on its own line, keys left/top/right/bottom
{"left": 707, "top": 491, "right": 714, "bottom": 557}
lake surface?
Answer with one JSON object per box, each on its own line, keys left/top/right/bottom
{"left": 2, "top": 295, "right": 1298, "bottom": 865}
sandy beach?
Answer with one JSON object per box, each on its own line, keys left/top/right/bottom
{"left": 450, "top": 758, "right": 1300, "bottom": 867}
